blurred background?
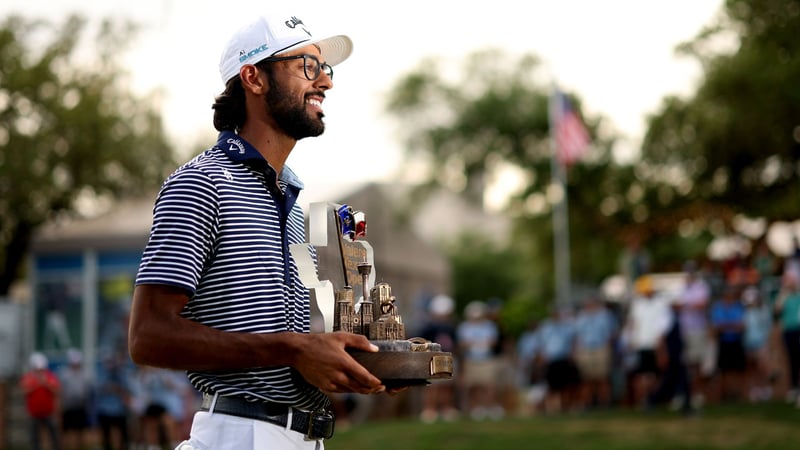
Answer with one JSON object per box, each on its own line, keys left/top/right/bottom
{"left": 2, "top": 0, "right": 800, "bottom": 449}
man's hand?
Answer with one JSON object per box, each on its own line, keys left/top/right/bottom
{"left": 384, "top": 386, "right": 409, "bottom": 396}
{"left": 292, "top": 332, "right": 385, "bottom": 395}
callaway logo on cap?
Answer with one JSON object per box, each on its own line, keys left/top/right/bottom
{"left": 219, "top": 14, "right": 353, "bottom": 85}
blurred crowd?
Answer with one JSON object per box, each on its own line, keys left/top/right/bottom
{"left": 19, "top": 349, "right": 197, "bottom": 450}
{"left": 17, "top": 239, "right": 800, "bottom": 448}
{"left": 410, "top": 238, "right": 800, "bottom": 423}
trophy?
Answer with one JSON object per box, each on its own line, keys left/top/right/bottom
{"left": 290, "top": 202, "right": 454, "bottom": 388}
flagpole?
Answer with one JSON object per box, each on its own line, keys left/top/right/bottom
{"left": 548, "top": 81, "right": 591, "bottom": 308}
{"left": 550, "top": 135, "right": 571, "bottom": 307}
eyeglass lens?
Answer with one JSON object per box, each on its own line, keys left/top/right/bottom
{"left": 303, "top": 55, "right": 333, "bottom": 81}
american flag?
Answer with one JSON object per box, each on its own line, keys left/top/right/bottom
{"left": 549, "top": 87, "right": 591, "bottom": 166}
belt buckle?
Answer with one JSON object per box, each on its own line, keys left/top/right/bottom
{"left": 305, "top": 409, "right": 335, "bottom": 440}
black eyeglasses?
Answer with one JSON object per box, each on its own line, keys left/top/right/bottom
{"left": 261, "top": 54, "right": 333, "bottom": 81}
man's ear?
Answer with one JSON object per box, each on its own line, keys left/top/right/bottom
{"left": 240, "top": 65, "right": 267, "bottom": 95}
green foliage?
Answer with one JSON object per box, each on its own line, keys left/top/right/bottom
{"left": 385, "top": 50, "right": 627, "bottom": 329}
{"left": 385, "top": 0, "right": 800, "bottom": 335}
{"left": 0, "top": 15, "right": 176, "bottom": 294}
{"left": 386, "top": 50, "right": 555, "bottom": 203}
{"left": 643, "top": 0, "right": 800, "bottom": 222}
{"left": 443, "top": 232, "right": 518, "bottom": 312}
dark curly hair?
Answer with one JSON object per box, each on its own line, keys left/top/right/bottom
{"left": 212, "top": 61, "right": 273, "bottom": 132}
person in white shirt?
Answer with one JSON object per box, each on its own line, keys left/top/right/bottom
{"left": 624, "top": 276, "right": 671, "bottom": 408}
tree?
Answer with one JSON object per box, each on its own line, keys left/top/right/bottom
{"left": 443, "top": 232, "right": 525, "bottom": 313}
{"left": 0, "top": 15, "right": 176, "bottom": 295}
{"left": 385, "top": 50, "right": 626, "bottom": 326}
{"left": 641, "top": 0, "right": 800, "bottom": 229}
{"left": 386, "top": 51, "right": 553, "bottom": 205}
{"left": 386, "top": 1, "right": 800, "bottom": 329}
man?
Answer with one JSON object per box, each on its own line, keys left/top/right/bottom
{"left": 536, "top": 306, "right": 581, "bottom": 414}
{"left": 624, "top": 275, "right": 671, "bottom": 409}
{"left": 58, "top": 349, "right": 92, "bottom": 450}
{"left": 418, "top": 294, "right": 459, "bottom": 423}
{"left": 456, "top": 301, "right": 502, "bottom": 420}
{"left": 677, "top": 260, "right": 712, "bottom": 407}
{"left": 709, "top": 284, "right": 747, "bottom": 402}
{"left": 646, "top": 297, "right": 694, "bottom": 416}
{"left": 95, "top": 352, "right": 133, "bottom": 450}
{"left": 19, "top": 352, "right": 61, "bottom": 450}
{"left": 774, "top": 270, "right": 800, "bottom": 407}
{"left": 129, "top": 13, "right": 384, "bottom": 450}
{"left": 573, "top": 295, "right": 618, "bottom": 409}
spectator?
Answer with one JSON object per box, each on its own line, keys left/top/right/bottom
{"left": 19, "top": 352, "right": 61, "bottom": 450}
{"left": 647, "top": 296, "right": 694, "bottom": 415}
{"left": 624, "top": 275, "right": 671, "bottom": 409}
{"left": 573, "top": 295, "right": 618, "bottom": 409}
{"left": 774, "top": 270, "right": 800, "bottom": 407}
{"left": 677, "top": 260, "right": 713, "bottom": 408}
{"left": 457, "top": 301, "right": 502, "bottom": 420}
{"left": 486, "top": 298, "right": 514, "bottom": 413}
{"left": 725, "top": 253, "right": 760, "bottom": 288}
{"left": 95, "top": 352, "right": 134, "bottom": 450}
{"left": 537, "top": 306, "right": 581, "bottom": 413}
{"left": 619, "top": 236, "right": 652, "bottom": 295}
{"left": 787, "top": 236, "right": 800, "bottom": 280}
{"left": 418, "top": 294, "right": 459, "bottom": 423}
{"left": 753, "top": 241, "right": 778, "bottom": 284}
{"left": 58, "top": 348, "right": 93, "bottom": 450}
{"left": 753, "top": 241, "right": 781, "bottom": 303}
{"left": 742, "top": 285, "right": 774, "bottom": 402}
{"left": 515, "top": 319, "right": 546, "bottom": 415}
{"left": 134, "top": 366, "right": 189, "bottom": 449}
{"left": 709, "top": 285, "right": 747, "bottom": 402}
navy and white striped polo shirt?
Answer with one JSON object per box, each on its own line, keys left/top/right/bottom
{"left": 136, "top": 131, "right": 329, "bottom": 411}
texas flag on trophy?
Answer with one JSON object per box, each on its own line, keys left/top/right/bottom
{"left": 549, "top": 86, "right": 591, "bottom": 166}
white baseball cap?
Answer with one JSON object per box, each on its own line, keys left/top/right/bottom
{"left": 219, "top": 14, "right": 353, "bottom": 85}
{"left": 429, "top": 294, "right": 455, "bottom": 316}
{"left": 29, "top": 352, "right": 48, "bottom": 370}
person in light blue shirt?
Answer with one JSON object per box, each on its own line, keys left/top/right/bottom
{"left": 742, "top": 285, "right": 774, "bottom": 402}
{"left": 710, "top": 285, "right": 746, "bottom": 402}
{"left": 516, "top": 321, "right": 541, "bottom": 386}
{"left": 775, "top": 270, "right": 800, "bottom": 406}
{"left": 536, "top": 307, "right": 580, "bottom": 412}
{"left": 574, "top": 296, "right": 618, "bottom": 408}
{"left": 457, "top": 301, "right": 502, "bottom": 420}
{"left": 95, "top": 352, "right": 133, "bottom": 450}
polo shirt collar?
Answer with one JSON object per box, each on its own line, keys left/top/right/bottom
{"left": 216, "top": 131, "right": 305, "bottom": 190}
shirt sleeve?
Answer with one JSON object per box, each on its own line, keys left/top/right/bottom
{"left": 135, "top": 167, "right": 220, "bottom": 295}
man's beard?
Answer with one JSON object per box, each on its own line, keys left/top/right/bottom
{"left": 265, "top": 77, "right": 325, "bottom": 140}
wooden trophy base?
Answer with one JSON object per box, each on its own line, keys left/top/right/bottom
{"left": 349, "top": 339, "right": 454, "bottom": 388}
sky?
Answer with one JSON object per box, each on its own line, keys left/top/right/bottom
{"left": 2, "top": 0, "right": 725, "bottom": 205}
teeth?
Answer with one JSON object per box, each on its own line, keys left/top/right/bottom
{"left": 307, "top": 99, "right": 322, "bottom": 107}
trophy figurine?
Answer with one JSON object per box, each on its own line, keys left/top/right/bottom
{"left": 291, "top": 202, "right": 454, "bottom": 388}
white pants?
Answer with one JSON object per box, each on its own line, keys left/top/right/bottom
{"left": 175, "top": 411, "right": 324, "bottom": 450}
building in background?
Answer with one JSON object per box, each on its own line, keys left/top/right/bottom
{"left": 23, "top": 183, "right": 506, "bottom": 376}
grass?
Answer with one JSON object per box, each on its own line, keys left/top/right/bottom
{"left": 326, "top": 402, "right": 800, "bottom": 450}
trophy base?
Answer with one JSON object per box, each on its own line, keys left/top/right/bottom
{"left": 349, "top": 339, "right": 454, "bottom": 388}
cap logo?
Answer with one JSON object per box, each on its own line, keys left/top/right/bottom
{"left": 285, "top": 16, "right": 311, "bottom": 37}
{"left": 239, "top": 44, "right": 269, "bottom": 63}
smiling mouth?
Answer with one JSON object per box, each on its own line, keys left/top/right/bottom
{"left": 306, "top": 97, "right": 325, "bottom": 117}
